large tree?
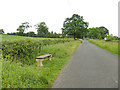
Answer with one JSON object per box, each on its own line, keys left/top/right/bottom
{"left": 17, "top": 22, "right": 31, "bottom": 35}
{"left": 35, "top": 22, "right": 48, "bottom": 37}
{"left": 62, "top": 14, "right": 89, "bottom": 39}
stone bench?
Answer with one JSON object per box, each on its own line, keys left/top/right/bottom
{"left": 36, "top": 54, "right": 52, "bottom": 67}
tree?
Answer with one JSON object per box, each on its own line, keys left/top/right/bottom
{"left": 35, "top": 22, "right": 48, "bottom": 37}
{"left": 105, "top": 33, "right": 115, "bottom": 41}
{"left": 62, "top": 14, "right": 89, "bottom": 39}
{"left": 87, "top": 26, "right": 109, "bottom": 39}
{"left": 27, "top": 31, "right": 35, "bottom": 37}
{"left": 87, "top": 28, "right": 99, "bottom": 39}
{"left": 17, "top": 22, "right": 31, "bottom": 35}
{"left": 99, "top": 26, "right": 109, "bottom": 39}
{"left": 0, "top": 29, "right": 4, "bottom": 34}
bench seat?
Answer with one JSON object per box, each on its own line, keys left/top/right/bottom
{"left": 36, "top": 54, "right": 52, "bottom": 67}
{"left": 36, "top": 54, "right": 52, "bottom": 59}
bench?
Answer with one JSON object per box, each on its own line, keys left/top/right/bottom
{"left": 36, "top": 54, "right": 52, "bottom": 67}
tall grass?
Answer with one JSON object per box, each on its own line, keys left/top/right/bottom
{"left": 2, "top": 37, "right": 81, "bottom": 88}
{"left": 88, "top": 39, "right": 118, "bottom": 56}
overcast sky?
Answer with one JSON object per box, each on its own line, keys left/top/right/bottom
{"left": 0, "top": 0, "right": 119, "bottom": 36}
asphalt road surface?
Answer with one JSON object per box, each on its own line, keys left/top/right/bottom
{"left": 52, "top": 39, "right": 118, "bottom": 88}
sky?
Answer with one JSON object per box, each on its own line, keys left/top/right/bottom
{"left": 0, "top": 0, "right": 119, "bottom": 36}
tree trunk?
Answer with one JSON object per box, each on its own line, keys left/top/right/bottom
{"left": 74, "top": 33, "right": 75, "bottom": 40}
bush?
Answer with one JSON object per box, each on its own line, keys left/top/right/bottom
{"left": 105, "top": 34, "right": 115, "bottom": 41}
{"left": 2, "top": 39, "right": 41, "bottom": 64}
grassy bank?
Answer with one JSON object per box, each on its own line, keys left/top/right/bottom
{"left": 2, "top": 38, "right": 81, "bottom": 88}
{"left": 87, "top": 39, "right": 118, "bottom": 56}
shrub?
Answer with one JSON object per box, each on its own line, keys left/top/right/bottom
{"left": 105, "top": 34, "right": 115, "bottom": 41}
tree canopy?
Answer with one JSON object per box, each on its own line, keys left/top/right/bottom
{"left": 62, "top": 14, "right": 89, "bottom": 39}
{"left": 5, "top": 14, "right": 115, "bottom": 40}
{"left": 35, "top": 22, "right": 49, "bottom": 37}
{"left": 17, "top": 22, "right": 31, "bottom": 35}
{"left": 27, "top": 31, "right": 35, "bottom": 37}
{"left": 87, "top": 26, "right": 109, "bottom": 39}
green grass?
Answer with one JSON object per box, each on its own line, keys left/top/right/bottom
{"left": 2, "top": 40, "right": 81, "bottom": 88}
{"left": 87, "top": 39, "right": 118, "bottom": 56}
{"left": 2, "top": 35, "right": 75, "bottom": 65}
{"left": 2, "top": 34, "right": 74, "bottom": 41}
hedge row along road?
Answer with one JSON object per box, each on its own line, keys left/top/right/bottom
{"left": 52, "top": 39, "right": 118, "bottom": 88}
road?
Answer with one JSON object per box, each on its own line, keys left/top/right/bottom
{"left": 52, "top": 39, "right": 118, "bottom": 88}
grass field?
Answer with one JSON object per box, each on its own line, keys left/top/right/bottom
{"left": 2, "top": 35, "right": 81, "bottom": 88}
{"left": 87, "top": 39, "right": 118, "bottom": 56}
{"left": 1, "top": 34, "right": 74, "bottom": 41}
{"left": 2, "top": 34, "right": 50, "bottom": 41}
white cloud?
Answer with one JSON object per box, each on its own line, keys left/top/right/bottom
{"left": 0, "top": 0, "right": 119, "bottom": 36}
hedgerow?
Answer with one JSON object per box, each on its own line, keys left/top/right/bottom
{"left": 2, "top": 38, "right": 73, "bottom": 65}
{"left": 2, "top": 41, "right": 81, "bottom": 88}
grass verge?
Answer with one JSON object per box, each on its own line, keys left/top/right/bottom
{"left": 2, "top": 40, "right": 81, "bottom": 88}
{"left": 87, "top": 39, "right": 118, "bottom": 56}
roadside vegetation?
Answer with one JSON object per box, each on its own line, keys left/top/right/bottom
{"left": 87, "top": 39, "right": 118, "bottom": 56}
{"left": 1, "top": 13, "right": 119, "bottom": 88}
{"left": 2, "top": 35, "right": 81, "bottom": 88}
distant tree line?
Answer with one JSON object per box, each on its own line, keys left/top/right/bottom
{"left": 62, "top": 14, "right": 88, "bottom": 39}
{"left": 87, "top": 26, "right": 109, "bottom": 39}
{"left": 6, "top": 22, "right": 62, "bottom": 38}
{"left": 0, "top": 14, "right": 119, "bottom": 40}
{"left": 62, "top": 14, "right": 119, "bottom": 40}
{"left": 86, "top": 26, "right": 119, "bottom": 40}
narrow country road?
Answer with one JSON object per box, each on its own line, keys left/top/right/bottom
{"left": 51, "top": 39, "right": 118, "bottom": 88}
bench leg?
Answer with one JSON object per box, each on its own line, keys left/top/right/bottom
{"left": 48, "top": 56, "right": 52, "bottom": 61}
{"left": 36, "top": 59, "right": 43, "bottom": 67}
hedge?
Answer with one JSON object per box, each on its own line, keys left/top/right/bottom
{"left": 2, "top": 38, "right": 73, "bottom": 65}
